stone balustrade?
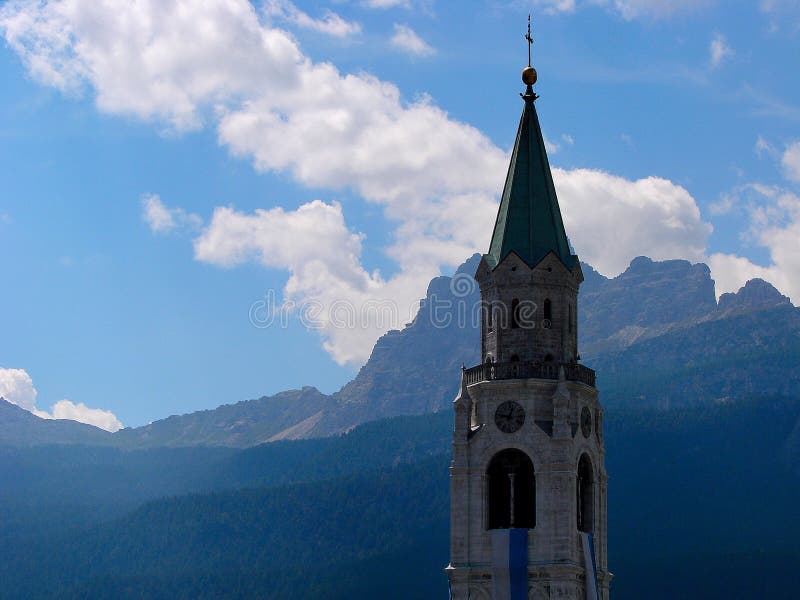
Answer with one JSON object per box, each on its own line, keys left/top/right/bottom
{"left": 463, "top": 360, "right": 596, "bottom": 387}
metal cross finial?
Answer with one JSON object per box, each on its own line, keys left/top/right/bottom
{"left": 525, "top": 15, "right": 533, "bottom": 67}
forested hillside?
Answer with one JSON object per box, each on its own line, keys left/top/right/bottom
{"left": 2, "top": 396, "right": 799, "bottom": 599}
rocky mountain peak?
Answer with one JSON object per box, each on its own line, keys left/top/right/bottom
{"left": 580, "top": 256, "right": 717, "bottom": 355}
{"left": 718, "top": 278, "right": 792, "bottom": 313}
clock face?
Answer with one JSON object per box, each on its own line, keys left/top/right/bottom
{"left": 495, "top": 401, "right": 525, "bottom": 434}
{"left": 581, "top": 406, "right": 592, "bottom": 438}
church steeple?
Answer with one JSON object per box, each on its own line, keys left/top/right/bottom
{"left": 486, "top": 36, "right": 575, "bottom": 270}
{"left": 447, "top": 24, "right": 610, "bottom": 597}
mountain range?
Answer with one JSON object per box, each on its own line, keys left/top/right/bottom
{"left": 3, "top": 254, "right": 798, "bottom": 447}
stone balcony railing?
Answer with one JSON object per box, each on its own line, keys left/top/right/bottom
{"left": 463, "top": 360, "right": 596, "bottom": 388}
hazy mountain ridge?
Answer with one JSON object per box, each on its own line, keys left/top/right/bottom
{"left": 2, "top": 254, "right": 798, "bottom": 447}
{"left": 0, "top": 396, "right": 114, "bottom": 446}
{"left": 112, "top": 386, "right": 331, "bottom": 448}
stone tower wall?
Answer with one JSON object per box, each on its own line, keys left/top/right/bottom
{"left": 476, "top": 253, "right": 581, "bottom": 365}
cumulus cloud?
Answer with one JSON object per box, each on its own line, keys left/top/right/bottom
{"left": 0, "top": 0, "right": 724, "bottom": 364}
{"left": 707, "top": 144, "right": 800, "bottom": 304}
{"left": 390, "top": 24, "right": 434, "bottom": 57}
{"left": 195, "top": 200, "right": 431, "bottom": 364}
{"left": 708, "top": 185, "right": 800, "bottom": 303}
{"left": 782, "top": 142, "right": 800, "bottom": 183}
{"left": 142, "top": 193, "right": 201, "bottom": 234}
{"left": 265, "top": 0, "right": 361, "bottom": 38}
{"left": 0, "top": 0, "right": 305, "bottom": 130}
{"left": 49, "top": 400, "right": 124, "bottom": 432}
{"left": 0, "top": 367, "right": 123, "bottom": 431}
{"left": 0, "top": 368, "right": 38, "bottom": 412}
{"left": 554, "top": 169, "right": 711, "bottom": 275}
{"left": 709, "top": 33, "right": 734, "bottom": 69}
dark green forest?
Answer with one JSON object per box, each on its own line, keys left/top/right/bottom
{"left": 2, "top": 396, "right": 800, "bottom": 599}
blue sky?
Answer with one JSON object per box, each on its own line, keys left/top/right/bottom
{"left": 0, "top": 0, "right": 798, "bottom": 429}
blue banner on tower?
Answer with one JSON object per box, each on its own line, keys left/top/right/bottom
{"left": 491, "top": 529, "right": 528, "bottom": 600}
{"left": 580, "top": 532, "right": 600, "bottom": 600}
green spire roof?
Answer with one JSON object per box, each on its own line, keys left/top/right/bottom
{"left": 486, "top": 86, "right": 575, "bottom": 270}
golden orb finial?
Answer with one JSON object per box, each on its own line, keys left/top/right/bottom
{"left": 522, "top": 66, "right": 538, "bottom": 86}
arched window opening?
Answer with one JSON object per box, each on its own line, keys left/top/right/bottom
{"left": 486, "top": 303, "right": 494, "bottom": 332}
{"left": 577, "top": 454, "right": 594, "bottom": 533}
{"left": 510, "top": 354, "right": 520, "bottom": 362}
{"left": 544, "top": 299, "right": 552, "bottom": 320}
{"left": 511, "top": 299, "right": 521, "bottom": 329}
{"left": 485, "top": 354, "right": 494, "bottom": 364}
{"left": 510, "top": 354, "right": 520, "bottom": 376}
{"left": 487, "top": 449, "right": 535, "bottom": 530}
{"left": 544, "top": 353, "right": 554, "bottom": 362}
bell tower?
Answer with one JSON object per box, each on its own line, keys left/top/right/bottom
{"left": 446, "top": 19, "right": 611, "bottom": 600}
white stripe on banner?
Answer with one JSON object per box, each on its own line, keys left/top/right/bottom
{"left": 491, "top": 529, "right": 528, "bottom": 600}
{"left": 580, "top": 532, "right": 600, "bottom": 600}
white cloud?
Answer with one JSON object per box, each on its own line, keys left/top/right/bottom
{"left": 49, "top": 400, "right": 124, "bottom": 432}
{"left": 265, "top": 0, "right": 361, "bottom": 38}
{"left": 554, "top": 169, "right": 711, "bottom": 275}
{"left": 390, "top": 24, "right": 434, "bottom": 57}
{"left": 143, "top": 194, "right": 177, "bottom": 233}
{"left": 782, "top": 142, "right": 800, "bottom": 183}
{"left": 142, "top": 193, "right": 201, "bottom": 234}
{"left": 0, "top": 367, "right": 123, "bottom": 431}
{"left": 194, "top": 200, "right": 363, "bottom": 273}
{"left": 194, "top": 200, "right": 432, "bottom": 365}
{"left": 0, "top": 0, "right": 306, "bottom": 131}
{"left": 709, "top": 186, "right": 800, "bottom": 303}
{"left": 0, "top": 0, "right": 726, "bottom": 364}
{"left": 213, "top": 65, "right": 505, "bottom": 275}
{"left": 0, "top": 367, "right": 38, "bottom": 411}
{"left": 709, "top": 33, "right": 734, "bottom": 69}
{"left": 531, "top": 0, "right": 577, "bottom": 14}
